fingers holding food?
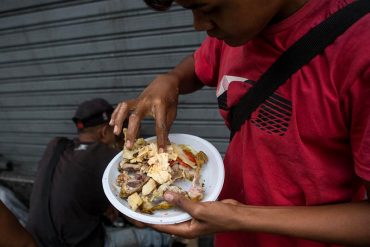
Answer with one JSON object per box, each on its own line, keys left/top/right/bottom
{"left": 152, "top": 103, "right": 170, "bottom": 152}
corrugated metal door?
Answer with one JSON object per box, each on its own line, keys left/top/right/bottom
{"left": 0, "top": 0, "right": 229, "bottom": 176}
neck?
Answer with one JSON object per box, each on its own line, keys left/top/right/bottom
{"left": 78, "top": 132, "right": 99, "bottom": 143}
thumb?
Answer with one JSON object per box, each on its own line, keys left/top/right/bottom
{"left": 163, "top": 191, "right": 196, "bottom": 213}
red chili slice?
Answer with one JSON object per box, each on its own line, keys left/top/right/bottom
{"left": 183, "top": 149, "right": 196, "bottom": 163}
{"left": 176, "top": 158, "right": 191, "bottom": 168}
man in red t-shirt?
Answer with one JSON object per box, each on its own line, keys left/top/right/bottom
{"left": 110, "top": 0, "right": 370, "bottom": 246}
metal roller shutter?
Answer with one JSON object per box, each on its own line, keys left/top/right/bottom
{"left": 0, "top": 0, "right": 229, "bottom": 176}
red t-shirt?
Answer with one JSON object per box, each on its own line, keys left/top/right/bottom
{"left": 194, "top": 0, "right": 370, "bottom": 246}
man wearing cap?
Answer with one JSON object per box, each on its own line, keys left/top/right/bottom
{"left": 26, "top": 98, "right": 172, "bottom": 247}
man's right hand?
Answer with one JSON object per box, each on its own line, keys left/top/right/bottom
{"left": 110, "top": 73, "right": 180, "bottom": 151}
{"left": 110, "top": 54, "right": 203, "bottom": 151}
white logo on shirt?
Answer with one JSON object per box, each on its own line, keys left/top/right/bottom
{"left": 216, "top": 75, "right": 248, "bottom": 97}
{"left": 75, "top": 144, "right": 88, "bottom": 151}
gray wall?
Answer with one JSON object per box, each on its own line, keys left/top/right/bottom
{"left": 0, "top": 0, "right": 229, "bottom": 176}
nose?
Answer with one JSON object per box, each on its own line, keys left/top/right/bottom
{"left": 192, "top": 10, "right": 214, "bottom": 31}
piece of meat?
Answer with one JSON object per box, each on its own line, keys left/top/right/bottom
{"left": 119, "top": 162, "right": 143, "bottom": 173}
{"left": 119, "top": 173, "right": 150, "bottom": 198}
{"left": 170, "top": 163, "right": 185, "bottom": 181}
{"left": 188, "top": 166, "right": 204, "bottom": 201}
{"left": 195, "top": 151, "right": 208, "bottom": 167}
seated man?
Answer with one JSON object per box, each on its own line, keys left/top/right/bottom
{"left": 26, "top": 98, "right": 172, "bottom": 247}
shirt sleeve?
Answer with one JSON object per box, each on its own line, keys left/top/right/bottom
{"left": 348, "top": 66, "right": 370, "bottom": 181}
{"left": 194, "top": 36, "right": 223, "bottom": 87}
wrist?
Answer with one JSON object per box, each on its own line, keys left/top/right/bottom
{"left": 232, "top": 205, "right": 270, "bottom": 232}
{"left": 158, "top": 73, "right": 181, "bottom": 94}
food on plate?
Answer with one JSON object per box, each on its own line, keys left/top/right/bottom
{"left": 116, "top": 130, "right": 208, "bottom": 214}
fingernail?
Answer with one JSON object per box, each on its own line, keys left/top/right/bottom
{"left": 158, "top": 148, "right": 164, "bottom": 153}
{"left": 114, "top": 126, "right": 118, "bottom": 134}
{"left": 109, "top": 119, "right": 114, "bottom": 126}
{"left": 164, "top": 192, "right": 174, "bottom": 202}
{"left": 125, "top": 140, "right": 131, "bottom": 148}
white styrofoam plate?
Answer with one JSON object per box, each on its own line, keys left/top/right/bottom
{"left": 102, "top": 133, "right": 225, "bottom": 225}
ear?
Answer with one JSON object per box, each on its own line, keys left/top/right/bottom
{"left": 93, "top": 125, "right": 106, "bottom": 142}
{"left": 100, "top": 124, "right": 110, "bottom": 138}
{"left": 99, "top": 124, "right": 114, "bottom": 144}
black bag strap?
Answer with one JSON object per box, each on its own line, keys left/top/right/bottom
{"left": 41, "top": 137, "right": 69, "bottom": 246}
{"left": 230, "top": 0, "right": 370, "bottom": 140}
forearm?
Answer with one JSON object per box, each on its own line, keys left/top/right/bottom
{"left": 0, "top": 202, "right": 37, "bottom": 247}
{"left": 236, "top": 201, "right": 370, "bottom": 246}
{"left": 167, "top": 54, "right": 204, "bottom": 94}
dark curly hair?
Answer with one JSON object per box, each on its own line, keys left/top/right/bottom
{"left": 143, "top": 0, "right": 175, "bottom": 11}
